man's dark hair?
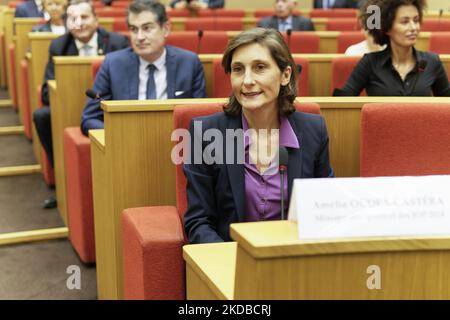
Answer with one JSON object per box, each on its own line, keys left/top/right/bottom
{"left": 127, "top": 0, "right": 168, "bottom": 26}
{"left": 361, "top": 0, "right": 425, "bottom": 46}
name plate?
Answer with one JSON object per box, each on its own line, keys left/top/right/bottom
{"left": 288, "top": 175, "right": 450, "bottom": 240}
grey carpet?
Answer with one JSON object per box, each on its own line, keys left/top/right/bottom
{"left": 0, "top": 134, "right": 37, "bottom": 167}
{"left": 0, "top": 89, "right": 97, "bottom": 300}
{"left": 0, "top": 107, "right": 20, "bottom": 127}
{"left": 0, "top": 174, "right": 63, "bottom": 233}
{"left": 0, "top": 239, "right": 97, "bottom": 300}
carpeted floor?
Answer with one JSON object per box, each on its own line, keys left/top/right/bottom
{"left": 0, "top": 88, "right": 97, "bottom": 299}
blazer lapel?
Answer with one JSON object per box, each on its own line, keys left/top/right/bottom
{"left": 225, "top": 115, "right": 245, "bottom": 222}
{"left": 165, "top": 46, "right": 176, "bottom": 99}
{"left": 286, "top": 114, "right": 303, "bottom": 197}
{"left": 127, "top": 50, "right": 140, "bottom": 99}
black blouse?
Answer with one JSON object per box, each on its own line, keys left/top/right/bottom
{"left": 336, "top": 47, "right": 450, "bottom": 96}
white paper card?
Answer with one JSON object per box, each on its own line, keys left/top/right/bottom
{"left": 288, "top": 175, "right": 450, "bottom": 240}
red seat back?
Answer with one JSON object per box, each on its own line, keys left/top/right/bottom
{"left": 113, "top": 17, "right": 128, "bottom": 32}
{"left": 331, "top": 56, "right": 365, "bottom": 95}
{"left": 96, "top": 8, "right": 127, "bottom": 18}
{"left": 167, "top": 9, "right": 191, "bottom": 18}
{"left": 20, "top": 60, "right": 32, "bottom": 140}
{"left": 185, "top": 17, "right": 242, "bottom": 31}
{"left": 429, "top": 32, "right": 450, "bottom": 54}
{"left": 310, "top": 9, "right": 357, "bottom": 18}
{"left": 166, "top": 31, "right": 199, "bottom": 53}
{"left": 337, "top": 31, "right": 366, "bottom": 53}
{"left": 360, "top": 103, "right": 450, "bottom": 176}
{"left": 326, "top": 18, "right": 360, "bottom": 31}
{"left": 421, "top": 19, "right": 450, "bottom": 31}
{"left": 282, "top": 31, "right": 320, "bottom": 53}
{"left": 198, "top": 9, "right": 245, "bottom": 18}
{"left": 199, "top": 31, "right": 229, "bottom": 54}
{"left": 91, "top": 59, "right": 103, "bottom": 79}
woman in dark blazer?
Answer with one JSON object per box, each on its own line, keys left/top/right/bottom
{"left": 183, "top": 28, "right": 334, "bottom": 244}
{"left": 32, "top": 0, "right": 68, "bottom": 35}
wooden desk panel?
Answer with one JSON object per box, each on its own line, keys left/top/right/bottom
{"left": 4, "top": 9, "right": 15, "bottom": 101}
{"left": 52, "top": 57, "right": 103, "bottom": 224}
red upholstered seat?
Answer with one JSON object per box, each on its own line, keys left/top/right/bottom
{"left": 113, "top": 17, "right": 128, "bottom": 32}
{"left": 8, "top": 44, "right": 18, "bottom": 110}
{"left": 326, "top": 18, "right": 360, "bottom": 31}
{"left": 122, "top": 102, "right": 320, "bottom": 300}
{"left": 91, "top": 59, "right": 103, "bottom": 79}
{"left": 199, "top": 31, "right": 229, "bottom": 54}
{"left": 429, "top": 32, "right": 450, "bottom": 54}
{"left": 96, "top": 8, "right": 127, "bottom": 18}
{"left": 331, "top": 56, "right": 365, "bottom": 95}
{"left": 282, "top": 31, "right": 320, "bottom": 53}
{"left": 20, "top": 60, "right": 32, "bottom": 140}
{"left": 212, "top": 57, "right": 310, "bottom": 98}
{"left": 64, "top": 127, "right": 95, "bottom": 263}
{"left": 337, "top": 31, "right": 365, "bottom": 53}
{"left": 310, "top": 9, "right": 357, "bottom": 18}
{"left": 360, "top": 103, "right": 450, "bottom": 177}
{"left": 166, "top": 31, "right": 199, "bottom": 53}
{"left": 37, "top": 86, "right": 55, "bottom": 186}
{"left": 421, "top": 19, "right": 450, "bottom": 32}
{"left": 198, "top": 9, "right": 245, "bottom": 18}
{"left": 185, "top": 17, "right": 243, "bottom": 31}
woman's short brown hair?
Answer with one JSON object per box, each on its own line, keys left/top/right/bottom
{"left": 360, "top": 0, "right": 425, "bottom": 46}
{"left": 221, "top": 27, "right": 298, "bottom": 117}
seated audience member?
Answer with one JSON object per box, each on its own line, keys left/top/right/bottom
{"left": 80, "top": 0, "right": 206, "bottom": 135}
{"left": 314, "top": 0, "right": 359, "bottom": 8}
{"left": 183, "top": 28, "right": 334, "bottom": 244}
{"left": 33, "top": 0, "right": 129, "bottom": 208}
{"left": 345, "top": 30, "right": 386, "bottom": 55}
{"left": 15, "top": 0, "right": 45, "bottom": 18}
{"left": 170, "top": 0, "right": 224, "bottom": 12}
{"left": 32, "top": 0, "right": 68, "bottom": 34}
{"left": 257, "top": 0, "right": 315, "bottom": 32}
{"left": 336, "top": 0, "right": 450, "bottom": 96}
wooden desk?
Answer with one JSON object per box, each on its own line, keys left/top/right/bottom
{"left": 184, "top": 220, "right": 450, "bottom": 299}
{"left": 51, "top": 56, "right": 103, "bottom": 224}
{"left": 15, "top": 18, "right": 42, "bottom": 125}
{"left": 29, "top": 33, "right": 58, "bottom": 162}
{"left": 0, "top": 6, "right": 7, "bottom": 88}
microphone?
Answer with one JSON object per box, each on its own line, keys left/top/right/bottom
{"left": 439, "top": 9, "right": 443, "bottom": 30}
{"left": 409, "top": 60, "right": 427, "bottom": 96}
{"left": 197, "top": 29, "right": 203, "bottom": 54}
{"left": 85, "top": 89, "right": 101, "bottom": 100}
{"left": 296, "top": 63, "right": 302, "bottom": 75}
{"left": 286, "top": 29, "right": 292, "bottom": 49}
{"left": 278, "top": 146, "right": 289, "bottom": 220}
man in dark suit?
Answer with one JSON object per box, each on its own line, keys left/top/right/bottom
{"left": 314, "top": 0, "right": 359, "bottom": 9}
{"left": 80, "top": 0, "right": 206, "bottom": 135}
{"left": 258, "top": 0, "right": 315, "bottom": 32}
{"left": 14, "top": 0, "right": 45, "bottom": 18}
{"left": 33, "top": 0, "right": 129, "bottom": 208}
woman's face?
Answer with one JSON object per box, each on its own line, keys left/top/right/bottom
{"left": 44, "top": 0, "right": 66, "bottom": 21}
{"left": 230, "top": 42, "right": 291, "bottom": 114}
{"left": 387, "top": 5, "right": 420, "bottom": 48}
